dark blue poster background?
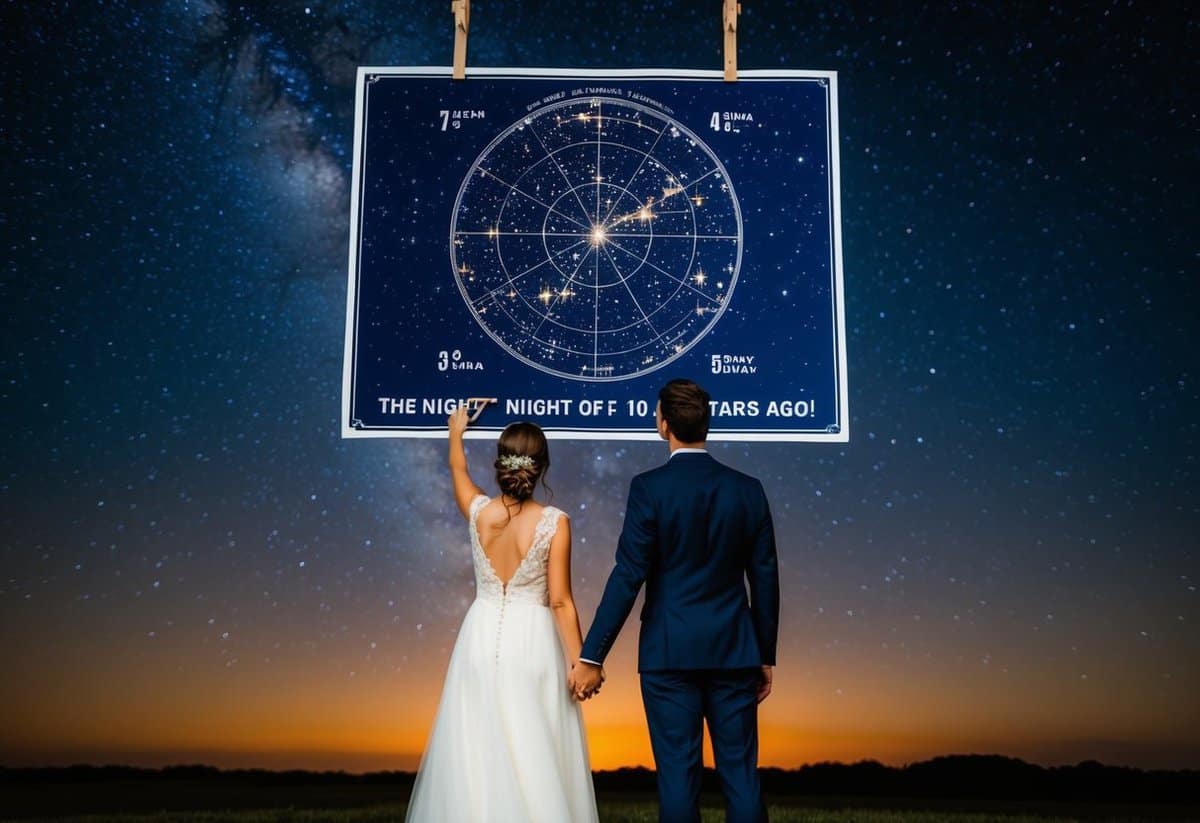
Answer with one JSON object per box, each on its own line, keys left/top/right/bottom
{"left": 343, "top": 68, "right": 847, "bottom": 440}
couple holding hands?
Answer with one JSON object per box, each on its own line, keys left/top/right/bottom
{"left": 405, "top": 378, "right": 780, "bottom": 823}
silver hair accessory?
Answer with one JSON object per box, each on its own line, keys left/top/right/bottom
{"left": 498, "top": 454, "right": 535, "bottom": 471}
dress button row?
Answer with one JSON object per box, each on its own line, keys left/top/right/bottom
{"left": 495, "top": 595, "right": 506, "bottom": 663}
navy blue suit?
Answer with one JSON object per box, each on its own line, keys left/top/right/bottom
{"left": 581, "top": 450, "right": 779, "bottom": 823}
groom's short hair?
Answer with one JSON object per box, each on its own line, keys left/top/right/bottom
{"left": 658, "top": 379, "right": 711, "bottom": 442}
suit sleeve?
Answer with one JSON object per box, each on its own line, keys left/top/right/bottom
{"left": 748, "top": 480, "right": 780, "bottom": 666}
{"left": 579, "top": 474, "right": 656, "bottom": 664}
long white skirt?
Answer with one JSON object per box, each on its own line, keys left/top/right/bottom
{"left": 405, "top": 596, "right": 600, "bottom": 823}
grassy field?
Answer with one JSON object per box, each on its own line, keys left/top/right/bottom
{"left": 3, "top": 800, "right": 1193, "bottom": 823}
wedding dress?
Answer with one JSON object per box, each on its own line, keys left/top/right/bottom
{"left": 404, "top": 494, "right": 600, "bottom": 822}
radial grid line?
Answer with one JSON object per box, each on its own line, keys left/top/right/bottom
{"left": 476, "top": 167, "right": 591, "bottom": 231}
{"left": 600, "top": 233, "right": 740, "bottom": 240}
{"left": 606, "top": 237, "right": 723, "bottom": 304}
{"left": 600, "top": 122, "right": 670, "bottom": 224}
{"left": 679, "top": 167, "right": 723, "bottom": 190}
{"left": 473, "top": 241, "right": 588, "bottom": 303}
{"left": 526, "top": 121, "right": 597, "bottom": 228}
{"left": 529, "top": 246, "right": 595, "bottom": 341}
{"left": 593, "top": 236, "right": 600, "bottom": 370}
{"left": 525, "top": 273, "right": 705, "bottom": 357}
{"left": 470, "top": 275, "right": 544, "bottom": 342}
{"left": 600, "top": 242, "right": 662, "bottom": 338}
{"left": 648, "top": 167, "right": 723, "bottom": 210}
{"left": 603, "top": 160, "right": 721, "bottom": 228}
{"left": 458, "top": 230, "right": 625, "bottom": 238}
{"left": 595, "top": 101, "right": 602, "bottom": 223}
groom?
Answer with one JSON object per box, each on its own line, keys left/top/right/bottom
{"left": 571, "top": 378, "right": 780, "bottom": 823}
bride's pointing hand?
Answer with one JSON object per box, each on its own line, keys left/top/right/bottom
{"left": 448, "top": 406, "right": 470, "bottom": 438}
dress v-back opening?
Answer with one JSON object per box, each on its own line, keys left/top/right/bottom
{"left": 474, "top": 502, "right": 542, "bottom": 592}
{"left": 480, "top": 546, "right": 536, "bottom": 595}
{"left": 467, "top": 494, "right": 562, "bottom": 606}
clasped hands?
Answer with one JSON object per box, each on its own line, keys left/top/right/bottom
{"left": 567, "top": 659, "right": 605, "bottom": 701}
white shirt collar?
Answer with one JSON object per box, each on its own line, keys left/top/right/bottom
{"left": 669, "top": 447, "right": 708, "bottom": 459}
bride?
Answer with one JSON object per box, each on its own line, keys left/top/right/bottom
{"left": 404, "top": 407, "right": 601, "bottom": 823}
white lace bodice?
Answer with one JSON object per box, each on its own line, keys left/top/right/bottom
{"left": 469, "top": 494, "right": 565, "bottom": 606}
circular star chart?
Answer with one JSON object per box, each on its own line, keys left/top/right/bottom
{"left": 449, "top": 96, "right": 742, "bottom": 381}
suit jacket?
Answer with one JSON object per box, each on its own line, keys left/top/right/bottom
{"left": 580, "top": 451, "right": 780, "bottom": 671}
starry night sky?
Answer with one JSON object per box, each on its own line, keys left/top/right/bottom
{"left": 2, "top": 1, "right": 1196, "bottom": 773}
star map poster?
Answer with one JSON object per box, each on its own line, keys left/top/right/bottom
{"left": 342, "top": 68, "right": 847, "bottom": 440}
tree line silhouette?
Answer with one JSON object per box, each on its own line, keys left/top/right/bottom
{"left": 2, "top": 754, "right": 1197, "bottom": 804}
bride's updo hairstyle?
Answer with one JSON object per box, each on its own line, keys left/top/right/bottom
{"left": 494, "top": 421, "right": 551, "bottom": 506}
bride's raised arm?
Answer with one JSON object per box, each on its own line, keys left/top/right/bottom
{"left": 448, "top": 406, "right": 485, "bottom": 519}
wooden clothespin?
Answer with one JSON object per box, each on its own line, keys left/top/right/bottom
{"left": 465, "top": 397, "right": 496, "bottom": 422}
{"left": 723, "top": 0, "right": 741, "bottom": 82}
{"left": 451, "top": 0, "right": 470, "bottom": 80}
